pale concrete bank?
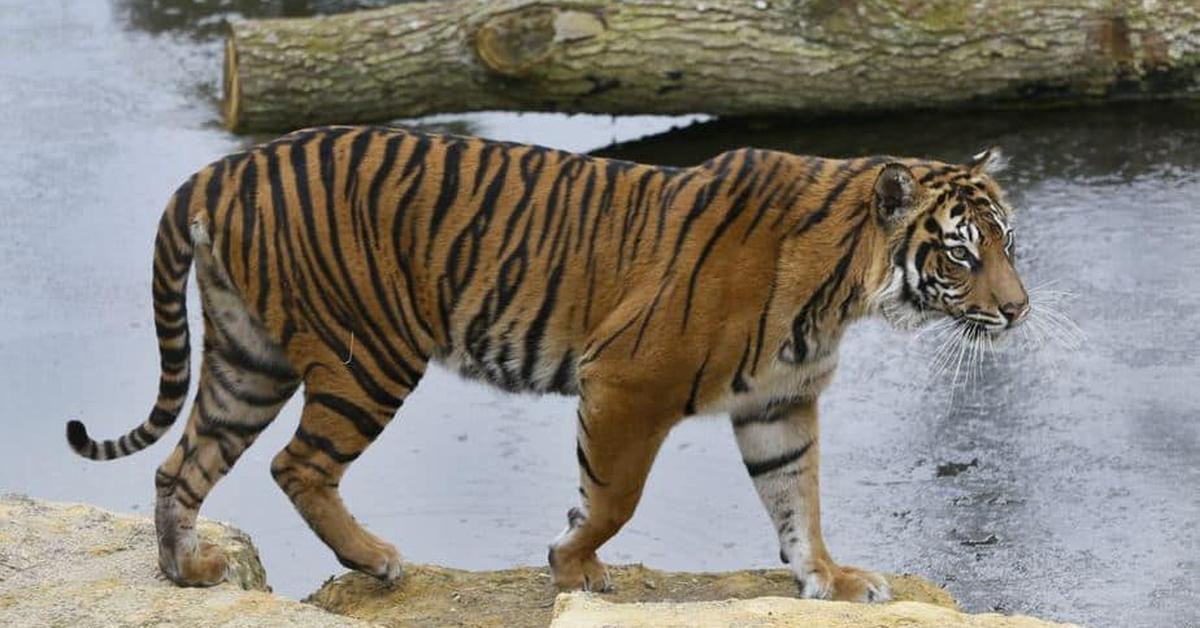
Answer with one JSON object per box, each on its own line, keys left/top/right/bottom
{"left": 0, "top": 495, "right": 1075, "bottom": 627}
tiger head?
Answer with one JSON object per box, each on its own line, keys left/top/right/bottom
{"left": 873, "top": 148, "right": 1029, "bottom": 336}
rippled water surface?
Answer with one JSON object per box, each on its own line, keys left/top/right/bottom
{"left": 1, "top": 3, "right": 1197, "bottom": 627}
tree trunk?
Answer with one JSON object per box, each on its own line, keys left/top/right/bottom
{"left": 222, "top": 0, "right": 1200, "bottom": 133}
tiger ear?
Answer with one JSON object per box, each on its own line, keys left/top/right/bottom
{"left": 968, "top": 146, "right": 1006, "bottom": 175}
{"left": 873, "top": 162, "right": 918, "bottom": 224}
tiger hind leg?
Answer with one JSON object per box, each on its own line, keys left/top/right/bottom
{"left": 271, "top": 337, "right": 426, "bottom": 582}
{"left": 155, "top": 220, "right": 299, "bottom": 586}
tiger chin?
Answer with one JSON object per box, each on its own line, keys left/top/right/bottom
{"left": 65, "top": 127, "right": 1027, "bottom": 604}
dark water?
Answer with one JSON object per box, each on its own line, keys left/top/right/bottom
{"left": 1, "top": 2, "right": 1196, "bottom": 627}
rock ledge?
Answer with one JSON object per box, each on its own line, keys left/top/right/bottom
{"left": 0, "top": 495, "right": 1075, "bottom": 627}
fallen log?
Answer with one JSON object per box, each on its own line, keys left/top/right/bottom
{"left": 222, "top": 0, "right": 1200, "bottom": 133}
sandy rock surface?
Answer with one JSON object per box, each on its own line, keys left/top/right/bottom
{"left": 550, "top": 593, "right": 1080, "bottom": 627}
{"left": 308, "top": 563, "right": 958, "bottom": 627}
{"left": 0, "top": 494, "right": 368, "bottom": 627}
{"left": 0, "top": 494, "right": 1077, "bottom": 627}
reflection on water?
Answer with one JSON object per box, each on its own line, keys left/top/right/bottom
{"left": 595, "top": 102, "right": 1200, "bottom": 179}
{"left": 0, "top": 2, "right": 1196, "bottom": 627}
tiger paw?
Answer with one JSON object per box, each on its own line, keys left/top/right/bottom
{"left": 167, "top": 541, "right": 229, "bottom": 587}
{"left": 794, "top": 558, "right": 891, "bottom": 603}
{"left": 548, "top": 547, "right": 611, "bottom": 592}
{"left": 333, "top": 532, "right": 404, "bottom": 583}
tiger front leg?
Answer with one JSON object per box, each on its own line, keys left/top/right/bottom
{"left": 548, "top": 378, "right": 672, "bottom": 592}
{"left": 732, "top": 396, "right": 891, "bottom": 603}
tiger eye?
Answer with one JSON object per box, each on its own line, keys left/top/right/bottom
{"left": 947, "top": 246, "right": 971, "bottom": 262}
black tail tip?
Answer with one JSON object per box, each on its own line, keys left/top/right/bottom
{"left": 66, "top": 420, "right": 90, "bottom": 450}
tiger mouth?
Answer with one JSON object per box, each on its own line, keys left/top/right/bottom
{"left": 958, "top": 317, "right": 1008, "bottom": 337}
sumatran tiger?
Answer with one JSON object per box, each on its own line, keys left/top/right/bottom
{"left": 65, "top": 126, "right": 1028, "bottom": 602}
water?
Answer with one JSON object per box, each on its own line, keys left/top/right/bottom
{"left": 0, "top": 2, "right": 1196, "bottom": 627}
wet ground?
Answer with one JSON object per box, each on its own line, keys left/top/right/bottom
{"left": 1, "top": 2, "right": 1197, "bottom": 627}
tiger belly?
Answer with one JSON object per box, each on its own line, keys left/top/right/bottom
{"left": 704, "top": 346, "right": 840, "bottom": 418}
{"left": 435, "top": 338, "right": 580, "bottom": 396}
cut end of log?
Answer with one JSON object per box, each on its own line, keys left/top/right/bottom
{"left": 473, "top": 7, "right": 557, "bottom": 78}
{"left": 222, "top": 36, "right": 242, "bottom": 133}
{"left": 474, "top": 6, "right": 607, "bottom": 78}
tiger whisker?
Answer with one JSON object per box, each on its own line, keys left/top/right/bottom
{"left": 927, "top": 320, "right": 966, "bottom": 381}
{"left": 1029, "top": 304, "right": 1084, "bottom": 349}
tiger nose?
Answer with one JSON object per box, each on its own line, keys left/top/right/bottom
{"left": 1000, "top": 299, "right": 1029, "bottom": 326}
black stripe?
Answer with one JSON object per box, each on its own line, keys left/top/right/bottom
{"left": 155, "top": 469, "right": 175, "bottom": 489}
{"left": 204, "top": 158, "right": 227, "bottom": 222}
{"left": 683, "top": 353, "right": 709, "bottom": 415}
{"left": 731, "top": 337, "right": 752, "bottom": 393}
{"left": 750, "top": 275, "right": 777, "bottom": 376}
{"left": 176, "top": 476, "right": 204, "bottom": 505}
{"left": 669, "top": 176, "right": 717, "bottom": 259}
{"left": 309, "top": 392, "right": 384, "bottom": 441}
{"left": 499, "top": 148, "right": 545, "bottom": 251}
{"left": 173, "top": 176, "right": 194, "bottom": 236}
{"left": 574, "top": 166, "right": 597, "bottom": 253}
{"left": 791, "top": 158, "right": 885, "bottom": 236}
{"left": 389, "top": 129, "right": 430, "bottom": 237}
{"left": 160, "top": 345, "right": 189, "bottom": 366}
{"left": 630, "top": 169, "right": 664, "bottom": 263}
{"left": 134, "top": 425, "right": 155, "bottom": 445}
{"left": 218, "top": 162, "right": 241, "bottom": 275}
{"left": 158, "top": 377, "right": 190, "bottom": 399}
{"left": 537, "top": 156, "right": 580, "bottom": 255}
{"left": 255, "top": 154, "right": 273, "bottom": 316}
{"left": 206, "top": 359, "right": 289, "bottom": 407}
{"left": 148, "top": 406, "right": 175, "bottom": 428}
{"left": 838, "top": 285, "right": 862, "bottom": 322}
{"left": 291, "top": 296, "right": 403, "bottom": 409}
{"left": 787, "top": 217, "right": 865, "bottom": 360}
{"left": 153, "top": 278, "right": 186, "bottom": 303}
{"left": 576, "top": 441, "right": 607, "bottom": 487}
{"left": 343, "top": 128, "right": 376, "bottom": 203}
{"left": 295, "top": 427, "right": 359, "bottom": 464}
{"left": 744, "top": 441, "right": 813, "bottom": 477}
{"left": 549, "top": 350, "right": 575, "bottom": 393}
{"left": 576, "top": 408, "right": 591, "bottom": 438}
{"left": 238, "top": 154, "right": 259, "bottom": 288}
{"left": 521, "top": 258, "right": 566, "bottom": 383}
{"left": 215, "top": 437, "right": 240, "bottom": 470}
{"left": 155, "top": 317, "right": 188, "bottom": 340}
{"left": 731, "top": 399, "right": 806, "bottom": 428}
{"left": 742, "top": 155, "right": 791, "bottom": 240}
{"left": 581, "top": 314, "right": 637, "bottom": 365}
{"left": 681, "top": 175, "right": 756, "bottom": 329}
{"left": 426, "top": 138, "right": 465, "bottom": 259}
{"left": 630, "top": 279, "right": 670, "bottom": 357}
{"left": 495, "top": 242, "right": 527, "bottom": 314}
{"left": 208, "top": 315, "right": 295, "bottom": 380}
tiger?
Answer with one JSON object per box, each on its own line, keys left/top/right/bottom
{"left": 65, "top": 126, "right": 1028, "bottom": 603}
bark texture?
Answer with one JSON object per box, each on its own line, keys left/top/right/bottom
{"left": 224, "top": 0, "right": 1200, "bottom": 133}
